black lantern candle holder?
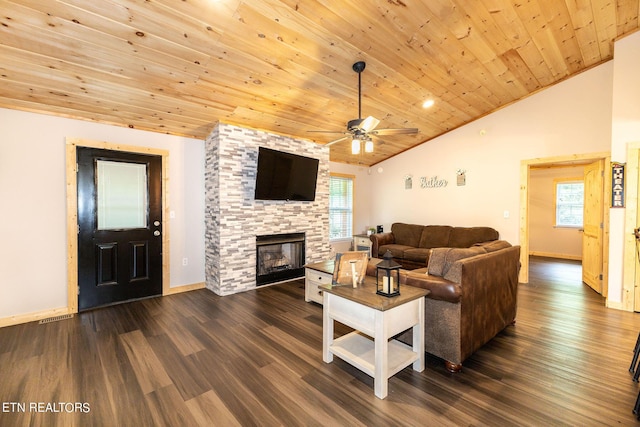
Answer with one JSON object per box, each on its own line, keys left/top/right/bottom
{"left": 376, "top": 250, "right": 401, "bottom": 297}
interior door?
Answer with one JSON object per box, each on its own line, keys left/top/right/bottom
{"left": 582, "top": 160, "right": 604, "bottom": 294}
{"left": 77, "top": 147, "right": 163, "bottom": 311}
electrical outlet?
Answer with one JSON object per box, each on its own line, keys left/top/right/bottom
{"left": 182, "top": 258, "right": 188, "bottom": 266}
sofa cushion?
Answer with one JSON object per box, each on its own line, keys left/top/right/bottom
{"left": 474, "top": 239, "right": 512, "bottom": 253}
{"left": 403, "top": 247, "right": 432, "bottom": 263}
{"left": 390, "top": 223, "right": 424, "bottom": 247}
{"left": 418, "top": 225, "right": 453, "bottom": 249}
{"left": 378, "top": 244, "right": 415, "bottom": 259}
{"left": 428, "top": 246, "right": 486, "bottom": 278}
{"left": 448, "top": 227, "right": 499, "bottom": 248}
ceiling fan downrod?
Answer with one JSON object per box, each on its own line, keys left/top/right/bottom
{"left": 351, "top": 61, "right": 366, "bottom": 128}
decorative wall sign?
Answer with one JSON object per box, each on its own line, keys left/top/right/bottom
{"left": 611, "top": 162, "right": 625, "bottom": 208}
{"left": 420, "top": 176, "right": 448, "bottom": 188}
{"left": 404, "top": 175, "right": 413, "bottom": 189}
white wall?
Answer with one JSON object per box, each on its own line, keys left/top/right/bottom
{"left": 529, "top": 166, "right": 584, "bottom": 259}
{"left": 0, "top": 108, "right": 205, "bottom": 319}
{"left": 368, "top": 61, "right": 613, "bottom": 246}
{"left": 609, "top": 31, "right": 640, "bottom": 304}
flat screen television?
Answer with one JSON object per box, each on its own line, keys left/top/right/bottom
{"left": 254, "top": 147, "right": 319, "bottom": 201}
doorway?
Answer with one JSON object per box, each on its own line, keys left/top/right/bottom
{"left": 66, "top": 139, "right": 169, "bottom": 313}
{"left": 519, "top": 153, "right": 610, "bottom": 297}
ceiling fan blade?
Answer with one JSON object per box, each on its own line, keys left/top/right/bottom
{"left": 360, "top": 116, "right": 380, "bottom": 132}
{"left": 371, "top": 127, "right": 419, "bottom": 136}
{"left": 347, "top": 116, "right": 380, "bottom": 132}
{"left": 325, "top": 136, "right": 350, "bottom": 146}
{"left": 307, "top": 130, "right": 348, "bottom": 134}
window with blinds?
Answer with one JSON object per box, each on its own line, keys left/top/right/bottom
{"left": 329, "top": 174, "right": 354, "bottom": 240}
{"left": 555, "top": 179, "right": 584, "bottom": 227}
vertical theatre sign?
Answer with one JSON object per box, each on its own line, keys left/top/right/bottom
{"left": 611, "top": 162, "right": 625, "bottom": 208}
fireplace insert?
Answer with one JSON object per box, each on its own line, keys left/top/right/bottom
{"left": 256, "top": 232, "right": 305, "bottom": 285}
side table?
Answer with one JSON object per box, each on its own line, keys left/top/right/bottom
{"left": 321, "top": 281, "right": 429, "bottom": 399}
{"left": 304, "top": 260, "right": 334, "bottom": 304}
{"left": 353, "top": 234, "right": 372, "bottom": 256}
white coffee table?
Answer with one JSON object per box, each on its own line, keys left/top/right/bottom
{"left": 321, "top": 281, "right": 429, "bottom": 399}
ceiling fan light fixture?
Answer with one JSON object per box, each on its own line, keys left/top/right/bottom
{"left": 364, "top": 139, "right": 374, "bottom": 153}
{"left": 306, "top": 60, "right": 418, "bottom": 156}
{"left": 351, "top": 138, "right": 361, "bottom": 155}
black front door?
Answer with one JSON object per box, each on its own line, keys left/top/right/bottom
{"left": 77, "top": 147, "right": 163, "bottom": 311}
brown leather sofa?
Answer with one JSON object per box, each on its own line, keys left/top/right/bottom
{"left": 369, "top": 240, "right": 520, "bottom": 372}
{"left": 370, "top": 223, "right": 499, "bottom": 269}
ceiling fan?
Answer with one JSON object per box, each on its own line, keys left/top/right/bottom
{"left": 308, "top": 61, "right": 418, "bottom": 154}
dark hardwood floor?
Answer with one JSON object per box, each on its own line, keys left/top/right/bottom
{"left": 2, "top": 257, "right": 640, "bottom": 426}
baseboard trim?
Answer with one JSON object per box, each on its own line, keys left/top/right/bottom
{"left": 0, "top": 306, "right": 74, "bottom": 328}
{"left": 1, "top": 282, "right": 206, "bottom": 328}
{"left": 529, "top": 251, "right": 582, "bottom": 261}
{"left": 164, "top": 282, "right": 206, "bottom": 295}
{"left": 606, "top": 300, "right": 629, "bottom": 311}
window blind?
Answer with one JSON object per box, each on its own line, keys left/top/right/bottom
{"left": 329, "top": 175, "right": 353, "bottom": 239}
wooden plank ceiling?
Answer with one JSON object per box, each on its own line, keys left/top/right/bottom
{"left": 1, "top": 0, "right": 638, "bottom": 166}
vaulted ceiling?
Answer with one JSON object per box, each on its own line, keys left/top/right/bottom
{"left": 1, "top": 1, "right": 638, "bottom": 166}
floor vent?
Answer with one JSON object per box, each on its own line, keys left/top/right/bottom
{"left": 39, "top": 314, "right": 74, "bottom": 324}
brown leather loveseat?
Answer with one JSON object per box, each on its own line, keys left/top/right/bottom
{"left": 370, "top": 222, "right": 499, "bottom": 269}
{"left": 388, "top": 240, "right": 521, "bottom": 372}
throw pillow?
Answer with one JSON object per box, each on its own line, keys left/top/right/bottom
{"left": 442, "top": 246, "right": 486, "bottom": 277}
{"left": 444, "top": 262, "right": 464, "bottom": 284}
{"left": 427, "top": 248, "right": 451, "bottom": 276}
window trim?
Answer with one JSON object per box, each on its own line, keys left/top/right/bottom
{"left": 329, "top": 173, "right": 355, "bottom": 242}
{"left": 553, "top": 177, "right": 584, "bottom": 229}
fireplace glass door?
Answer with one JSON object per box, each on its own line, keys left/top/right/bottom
{"left": 256, "top": 233, "right": 305, "bottom": 285}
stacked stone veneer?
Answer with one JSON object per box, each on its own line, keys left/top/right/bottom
{"left": 205, "top": 123, "right": 331, "bottom": 295}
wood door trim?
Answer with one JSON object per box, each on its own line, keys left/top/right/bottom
{"left": 66, "top": 138, "right": 170, "bottom": 313}
{"left": 624, "top": 142, "right": 640, "bottom": 311}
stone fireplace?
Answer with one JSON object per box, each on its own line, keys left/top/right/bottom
{"left": 204, "top": 123, "right": 331, "bottom": 295}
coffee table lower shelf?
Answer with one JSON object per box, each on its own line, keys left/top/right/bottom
{"left": 330, "top": 332, "right": 419, "bottom": 379}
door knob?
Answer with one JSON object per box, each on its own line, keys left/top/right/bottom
{"left": 154, "top": 230, "right": 161, "bottom": 236}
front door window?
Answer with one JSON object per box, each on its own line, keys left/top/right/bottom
{"left": 96, "top": 160, "right": 148, "bottom": 230}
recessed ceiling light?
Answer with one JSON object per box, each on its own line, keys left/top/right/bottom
{"left": 422, "top": 99, "right": 435, "bottom": 109}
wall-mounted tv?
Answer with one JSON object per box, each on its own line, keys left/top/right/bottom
{"left": 254, "top": 147, "right": 319, "bottom": 201}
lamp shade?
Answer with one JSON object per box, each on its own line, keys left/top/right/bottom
{"left": 364, "top": 139, "right": 374, "bottom": 153}
{"left": 351, "top": 138, "right": 361, "bottom": 155}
